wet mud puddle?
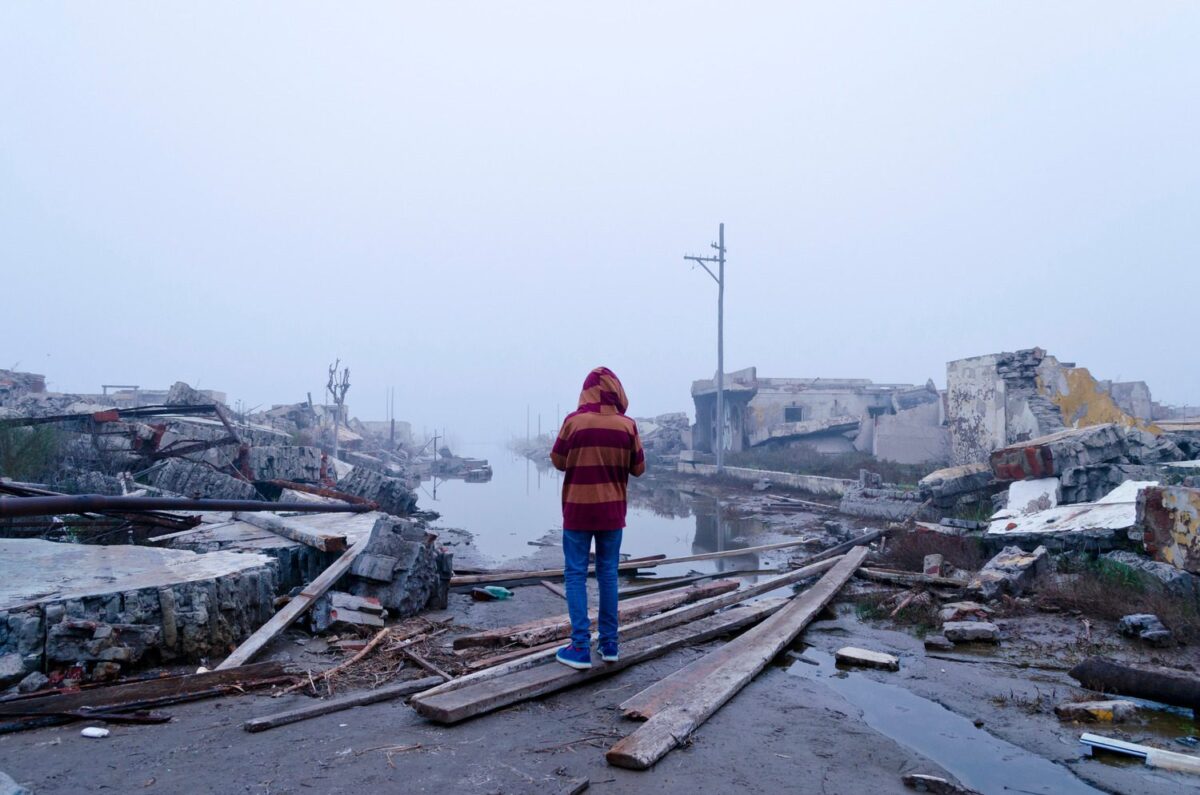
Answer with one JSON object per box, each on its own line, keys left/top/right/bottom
{"left": 787, "top": 649, "right": 1104, "bottom": 795}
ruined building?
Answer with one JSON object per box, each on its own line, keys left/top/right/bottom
{"left": 689, "top": 367, "right": 949, "bottom": 465}
{"left": 946, "top": 347, "right": 1163, "bottom": 466}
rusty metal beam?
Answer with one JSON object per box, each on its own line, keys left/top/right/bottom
{"left": 0, "top": 495, "right": 371, "bottom": 519}
{"left": 0, "top": 404, "right": 220, "bottom": 429}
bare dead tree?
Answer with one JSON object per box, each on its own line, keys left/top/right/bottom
{"left": 326, "top": 360, "right": 351, "bottom": 458}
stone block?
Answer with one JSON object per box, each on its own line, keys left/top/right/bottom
{"left": 937, "top": 601, "right": 993, "bottom": 624}
{"left": 942, "top": 621, "right": 1000, "bottom": 643}
{"left": 0, "top": 770, "right": 32, "bottom": 795}
{"left": 923, "top": 635, "right": 955, "bottom": 651}
{"left": 16, "top": 671, "right": 48, "bottom": 694}
{"left": 0, "top": 653, "right": 26, "bottom": 687}
{"left": 835, "top": 646, "right": 899, "bottom": 671}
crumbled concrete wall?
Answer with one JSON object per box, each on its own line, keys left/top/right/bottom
{"left": 947, "top": 347, "right": 1161, "bottom": 467}
{"left": 1059, "top": 464, "right": 1165, "bottom": 504}
{"left": 872, "top": 402, "right": 950, "bottom": 465}
{"left": 0, "top": 541, "right": 276, "bottom": 676}
{"left": 838, "top": 486, "right": 936, "bottom": 522}
{"left": 1138, "top": 485, "right": 1200, "bottom": 573}
{"left": 243, "top": 445, "right": 323, "bottom": 483}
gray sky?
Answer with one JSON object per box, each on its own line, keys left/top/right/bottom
{"left": 3, "top": 3, "right": 1197, "bottom": 442}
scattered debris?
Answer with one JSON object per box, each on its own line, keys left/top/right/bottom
{"left": 244, "top": 675, "right": 443, "bottom": 733}
{"left": 79, "top": 727, "right": 109, "bottom": 738}
{"left": 923, "top": 635, "right": 955, "bottom": 652}
{"left": 937, "top": 601, "right": 993, "bottom": 624}
{"left": 1080, "top": 732, "right": 1200, "bottom": 775}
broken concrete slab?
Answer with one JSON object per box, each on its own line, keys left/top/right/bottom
{"left": 145, "top": 458, "right": 259, "bottom": 500}
{"left": 1054, "top": 700, "right": 1138, "bottom": 723}
{"left": 1101, "top": 551, "right": 1200, "bottom": 598}
{"left": 941, "top": 621, "right": 1000, "bottom": 643}
{"left": 919, "top": 462, "right": 997, "bottom": 507}
{"left": 994, "top": 478, "right": 1060, "bottom": 519}
{"left": 1118, "top": 614, "right": 1172, "bottom": 647}
{"left": 1059, "top": 464, "right": 1164, "bottom": 504}
{"left": 336, "top": 466, "right": 416, "bottom": 515}
{"left": 987, "top": 481, "right": 1156, "bottom": 542}
{"left": 968, "top": 545, "right": 1047, "bottom": 600}
{"left": 835, "top": 646, "right": 899, "bottom": 671}
{"left": 0, "top": 539, "right": 275, "bottom": 671}
{"left": 990, "top": 423, "right": 1184, "bottom": 482}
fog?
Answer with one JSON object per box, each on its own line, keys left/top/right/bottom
{"left": 3, "top": 3, "right": 1197, "bottom": 442}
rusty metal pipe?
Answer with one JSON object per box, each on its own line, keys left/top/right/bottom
{"left": 0, "top": 495, "right": 372, "bottom": 518}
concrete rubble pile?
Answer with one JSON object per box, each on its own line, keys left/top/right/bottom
{"left": 0, "top": 369, "right": 457, "bottom": 692}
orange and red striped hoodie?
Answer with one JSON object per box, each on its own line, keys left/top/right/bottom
{"left": 550, "top": 367, "right": 646, "bottom": 531}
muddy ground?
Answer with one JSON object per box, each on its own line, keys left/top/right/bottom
{"left": 2, "top": 476, "right": 1197, "bottom": 794}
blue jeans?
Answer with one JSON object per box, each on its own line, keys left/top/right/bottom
{"left": 562, "top": 528, "right": 623, "bottom": 648}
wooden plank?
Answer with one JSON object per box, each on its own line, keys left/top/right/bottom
{"left": 417, "top": 556, "right": 842, "bottom": 700}
{"left": 856, "top": 567, "right": 967, "bottom": 589}
{"left": 410, "top": 598, "right": 786, "bottom": 724}
{"left": 234, "top": 511, "right": 348, "bottom": 552}
{"left": 541, "top": 580, "right": 568, "bottom": 599}
{"left": 0, "top": 661, "right": 291, "bottom": 717}
{"left": 789, "top": 527, "right": 890, "bottom": 567}
{"left": 605, "top": 547, "right": 869, "bottom": 769}
{"left": 243, "top": 676, "right": 443, "bottom": 733}
{"left": 216, "top": 535, "right": 371, "bottom": 669}
{"left": 451, "top": 579, "right": 739, "bottom": 650}
{"left": 449, "top": 540, "right": 818, "bottom": 587}
{"left": 616, "top": 569, "right": 778, "bottom": 599}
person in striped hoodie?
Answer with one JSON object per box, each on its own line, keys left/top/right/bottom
{"left": 550, "top": 366, "right": 646, "bottom": 669}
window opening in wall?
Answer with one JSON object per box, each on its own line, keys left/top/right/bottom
{"left": 784, "top": 406, "right": 803, "bottom": 422}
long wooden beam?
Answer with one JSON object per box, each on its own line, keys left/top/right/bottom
{"left": 450, "top": 539, "right": 819, "bottom": 587}
{"left": 451, "top": 579, "right": 739, "bottom": 650}
{"left": 244, "top": 676, "right": 443, "bottom": 733}
{"left": 410, "top": 598, "right": 787, "bottom": 724}
{"left": 605, "top": 547, "right": 869, "bottom": 770}
{"left": 216, "top": 535, "right": 370, "bottom": 669}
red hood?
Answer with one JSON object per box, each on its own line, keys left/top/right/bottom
{"left": 576, "top": 367, "right": 629, "bottom": 415}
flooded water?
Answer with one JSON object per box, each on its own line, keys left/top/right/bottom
{"left": 425, "top": 443, "right": 771, "bottom": 575}
{"left": 787, "top": 649, "right": 1105, "bottom": 795}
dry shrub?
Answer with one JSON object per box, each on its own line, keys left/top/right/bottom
{"left": 878, "top": 528, "right": 986, "bottom": 573}
{"left": 1039, "top": 557, "right": 1200, "bottom": 644}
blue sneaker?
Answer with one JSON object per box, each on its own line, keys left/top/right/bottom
{"left": 556, "top": 643, "right": 592, "bottom": 670}
{"left": 599, "top": 641, "right": 619, "bottom": 662}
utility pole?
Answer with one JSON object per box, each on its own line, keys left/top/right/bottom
{"left": 684, "top": 223, "right": 726, "bottom": 473}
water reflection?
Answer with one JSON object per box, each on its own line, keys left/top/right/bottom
{"left": 428, "top": 443, "right": 767, "bottom": 572}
